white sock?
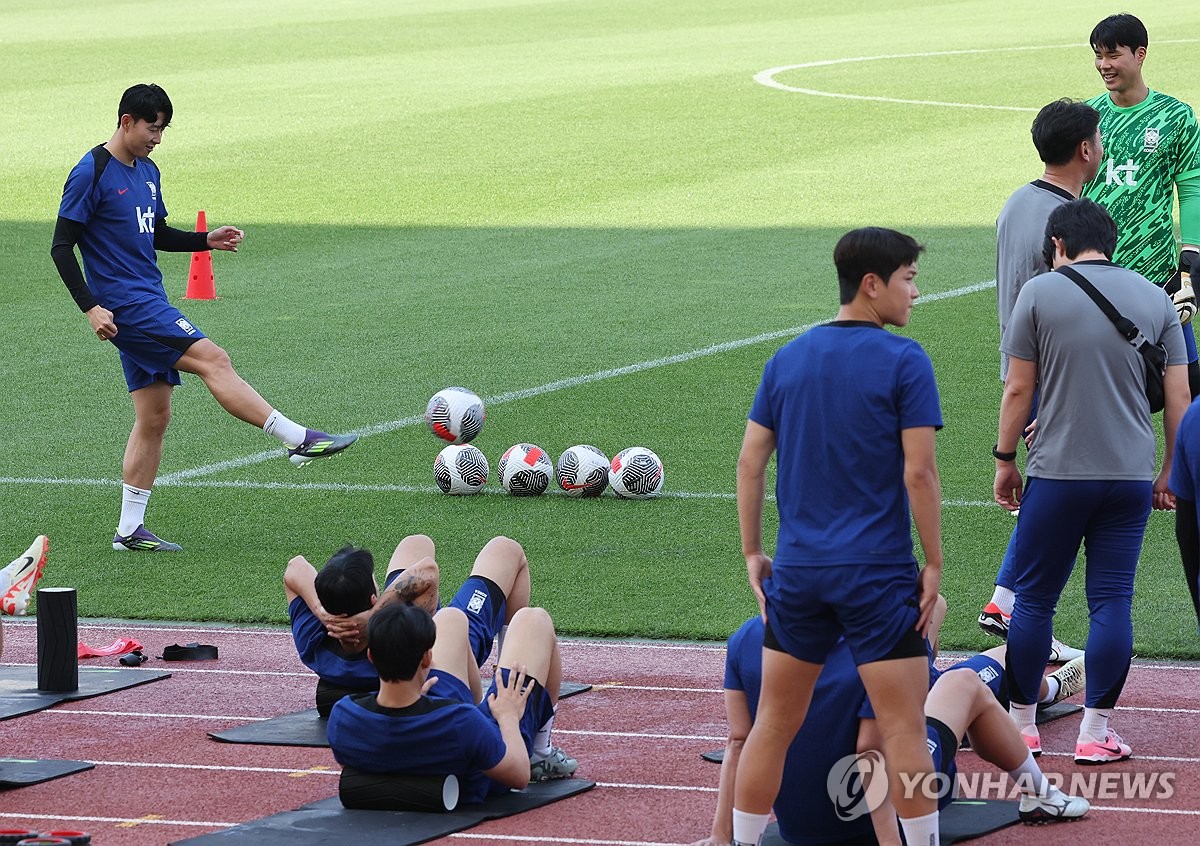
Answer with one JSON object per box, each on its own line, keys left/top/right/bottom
{"left": 263, "top": 410, "right": 307, "bottom": 448}
{"left": 1039, "top": 676, "right": 1060, "bottom": 705}
{"left": 732, "top": 809, "right": 770, "bottom": 846}
{"left": 1009, "top": 701, "right": 1037, "bottom": 731}
{"left": 899, "top": 810, "right": 940, "bottom": 846}
{"left": 118, "top": 484, "right": 151, "bottom": 536}
{"left": 531, "top": 706, "right": 556, "bottom": 761}
{"left": 990, "top": 586, "right": 1016, "bottom": 615}
{"left": 1009, "top": 749, "right": 1049, "bottom": 797}
{"left": 1079, "top": 707, "right": 1111, "bottom": 741}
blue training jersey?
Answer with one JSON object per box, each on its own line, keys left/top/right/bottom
{"left": 58, "top": 147, "right": 170, "bottom": 309}
{"left": 749, "top": 322, "right": 942, "bottom": 567}
{"left": 726, "top": 618, "right": 873, "bottom": 845}
{"left": 327, "top": 674, "right": 506, "bottom": 805}
{"left": 289, "top": 597, "right": 379, "bottom": 690}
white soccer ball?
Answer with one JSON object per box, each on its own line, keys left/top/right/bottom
{"left": 498, "top": 443, "right": 554, "bottom": 496}
{"left": 556, "top": 445, "right": 610, "bottom": 497}
{"left": 425, "top": 387, "right": 485, "bottom": 445}
{"left": 609, "top": 447, "right": 664, "bottom": 499}
{"left": 434, "top": 444, "right": 489, "bottom": 495}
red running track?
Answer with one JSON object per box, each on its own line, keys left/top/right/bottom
{"left": 0, "top": 620, "right": 1197, "bottom": 845}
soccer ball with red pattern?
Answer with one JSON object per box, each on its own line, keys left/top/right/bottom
{"left": 425, "top": 387, "right": 485, "bottom": 444}
{"left": 499, "top": 443, "right": 553, "bottom": 496}
{"left": 555, "top": 445, "right": 610, "bottom": 497}
{"left": 609, "top": 447, "right": 664, "bottom": 499}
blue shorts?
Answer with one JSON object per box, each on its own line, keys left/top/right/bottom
{"left": 448, "top": 576, "right": 506, "bottom": 667}
{"left": 942, "top": 654, "right": 1008, "bottom": 709}
{"left": 477, "top": 667, "right": 555, "bottom": 756}
{"left": 109, "top": 300, "right": 206, "bottom": 392}
{"left": 764, "top": 563, "right": 923, "bottom": 665}
{"left": 927, "top": 717, "right": 959, "bottom": 811}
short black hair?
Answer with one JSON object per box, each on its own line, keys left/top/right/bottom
{"left": 314, "top": 546, "right": 376, "bottom": 616}
{"left": 367, "top": 603, "right": 437, "bottom": 682}
{"left": 1043, "top": 199, "right": 1118, "bottom": 263}
{"left": 1030, "top": 99, "right": 1101, "bottom": 166}
{"left": 1090, "top": 13, "right": 1148, "bottom": 54}
{"left": 117, "top": 84, "right": 173, "bottom": 128}
{"left": 834, "top": 227, "right": 925, "bottom": 305}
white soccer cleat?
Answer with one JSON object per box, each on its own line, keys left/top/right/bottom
{"left": 2, "top": 535, "right": 49, "bottom": 616}
{"left": 1048, "top": 636, "right": 1084, "bottom": 663}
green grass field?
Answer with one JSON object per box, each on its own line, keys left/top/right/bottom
{"left": 3, "top": 0, "right": 1200, "bottom": 656}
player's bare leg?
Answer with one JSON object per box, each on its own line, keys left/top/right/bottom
{"left": 113, "top": 381, "right": 181, "bottom": 551}
{"left": 470, "top": 536, "right": 531, "bottom": 622}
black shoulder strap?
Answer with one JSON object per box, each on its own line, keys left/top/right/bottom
{"left": 1057, "top": 264, "right": 1140, "bottom": 342}
{"left": 88, "top": 144, "right": 113, "bottom": 195}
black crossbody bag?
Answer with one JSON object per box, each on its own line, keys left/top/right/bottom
{"left": 1057, "top": 264, "right": 1167, "bottom": 413}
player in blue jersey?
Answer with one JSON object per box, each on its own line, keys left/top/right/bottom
{"left": 691, "top": 614, "right": 1088, "bottom": 846}
{"left": 51, "top": 84, "right": 356, "bottom": 552}
{"left": 733, "top": 228, "right": 944, "bottom": 846}
{"left": 1168, "top": 403, "right": 1200, "bottom": 635}
{"left": 328, "top": 599, "right": 575, "bottom": 808}
{"left": 286, "top": 535, "right": 441, "bottom": 716}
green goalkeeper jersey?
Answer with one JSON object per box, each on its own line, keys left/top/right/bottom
{"left": 1083, "top": 90, "right": 1200, "bottom": 286}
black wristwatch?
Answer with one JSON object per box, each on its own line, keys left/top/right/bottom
{"left": 992, "top": 444, "right": 1018, "bottom": 462}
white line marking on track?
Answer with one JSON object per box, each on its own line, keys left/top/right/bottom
{"left": 1119, "top": 706, "right": 1200, "bottom": 714}
{"left": 1040, "top": 752, "right": 1200, "bottom": 764}
{"left": 596, "top": 781, "right": 718, "bottom": 792}
{"left": 450, "top": 836, "right": 683, "bottom": 846}
{"left": 0, "top": 812, "right": 234, "bottom": 828}
{"left": 85, "top": 759, "right": 339, "bottom": 775}
{"left": 42, "top": 709, "right": 268, "bottom": 721}
{"left": 555, "top": 729, "right": 726, "bottom": 741}
{"left": 1090, "top": 805, "right": 1200, "bottom": 816}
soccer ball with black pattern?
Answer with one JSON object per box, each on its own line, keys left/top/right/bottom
{"left": 608, "top": 447, "right": 664, "bottom": 499}
{"left": 556, "top": 444, "right": 610, "bottom": 497}
{"left": 425, "top": 387, "right": 485, "bottom": 445}
{"left": 498, "top": 443, "right": 553, "bottom": 496}
{"left": 434, "top": 444, "right": 489, "bottom": 495}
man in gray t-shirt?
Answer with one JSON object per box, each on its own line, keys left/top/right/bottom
{"left": 982, "top": 100, "right": 1105, "bottom": 657}
{"left": 993, "top": 199, "right": 1189, "bottom": 764}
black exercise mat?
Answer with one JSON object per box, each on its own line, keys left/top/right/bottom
{"left": 210, "top": 681, "right": 593, "bottom": 747}
{"left": 761, "top": 799, "right": 1019, "bottom": 845}
{"left": 0, "top": 757, "right": 94, "bottom": 787}
{"left": 0, "top": 665, "right": 171, "bottom": 721}
{"left": 209, "top": 708, "right": 327, "bottom": 747}
{"left": 169, "top": 778, "right": 595, "bottom": 845}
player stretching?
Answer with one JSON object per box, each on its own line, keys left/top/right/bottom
{"left": 1083, "top": 13, "right": 1200, "bottom": 395}
{"left": 51, "top": 84, "right": 357, "bottom": 552}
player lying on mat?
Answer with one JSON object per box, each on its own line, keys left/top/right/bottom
{"left": 286, "top": 534, "right": 534, "bottom": 718}
{"left": 690, "top": 616, "right": 1088, "bottom": 846}
{"left": 328, "top": 600, "right": 577, "bottom": 809}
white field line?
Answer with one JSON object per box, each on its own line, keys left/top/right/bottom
{"left": 140, "top": 280, "right": 990, "bottom": 483}
{"left": 753, "top": 40, "right": 1200, "bottom": 110}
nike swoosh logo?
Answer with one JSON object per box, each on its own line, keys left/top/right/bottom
{"left": 1096, "top": 744, "right": 1124, "bottom": 754}
{"left": 118, "top": 188, "right": 129, "bottom": 195}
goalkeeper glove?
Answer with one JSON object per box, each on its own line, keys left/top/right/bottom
{"left": 1171, "top": 249, "right": 1198, "bottom": 325}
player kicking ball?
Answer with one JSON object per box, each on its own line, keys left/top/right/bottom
{"left": 51, "top": 83, "right": 356, "bottom": 553}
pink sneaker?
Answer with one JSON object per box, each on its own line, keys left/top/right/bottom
{"left": 1075, "top": 729, "right": 1132, "bottom": 764}
{"left": 1021, "top": 726, "right": 1042, "bottom": 757}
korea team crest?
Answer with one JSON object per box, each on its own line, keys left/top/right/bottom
{"left": 1143, "top": 127, "right": 1160, "bottom": 153}
{"left": 466, "top": 589, "right": 487, "bottom": 614}
{"left": 175, "top": 317, "right": 197, "bottom": 335}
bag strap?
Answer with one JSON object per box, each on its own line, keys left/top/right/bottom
{"left": 1056, "top": 264, "right": 1141, "bottom": 342}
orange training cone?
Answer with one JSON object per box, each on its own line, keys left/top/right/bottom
{"left": 184, "top": 209, "right": 217, "bottom": 300}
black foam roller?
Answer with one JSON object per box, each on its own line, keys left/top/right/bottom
{"left": 36, "top": 587, "right": 78, "bottom": 692}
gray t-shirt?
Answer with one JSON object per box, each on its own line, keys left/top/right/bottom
{"left": 1002, "top": 260, "right": 1186, "bottom": 480}
{"left": 996, "top": 180, "right": 1074, "bottom": 381}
